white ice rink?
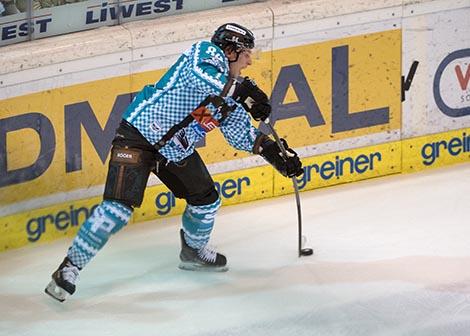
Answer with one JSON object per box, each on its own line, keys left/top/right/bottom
{"left": 1, "top": 164, "right": 469, "bottom": 336}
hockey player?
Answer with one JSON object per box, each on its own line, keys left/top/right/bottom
{"left": 45, "top": 23, "right": 303, "bottom": 302}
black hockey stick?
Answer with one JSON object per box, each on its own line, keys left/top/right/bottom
{"left": 263, "top": 119, "right": 313, "bottom": 257}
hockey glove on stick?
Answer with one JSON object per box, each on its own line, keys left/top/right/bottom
{"left": 255, "top": 135, "right": 303, "bottom": 178}
{"left": 232, "top": 77, "right": 271, "bottom": 121}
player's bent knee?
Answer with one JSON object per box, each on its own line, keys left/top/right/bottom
{"left": 85, "top": 200, "right": 133, "bottom": 240}
{"left": 187, "top": 188, "right": 219, "bottom": 206}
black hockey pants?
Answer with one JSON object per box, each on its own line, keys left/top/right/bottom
{"left": 103, "top": 120, "right": 219, "bottom": 208}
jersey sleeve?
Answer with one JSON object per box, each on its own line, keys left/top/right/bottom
{"left": 188, "top": 41, "right": 229, "bottom": 95}
{"left": 219, "top": 98, "right": 261, "bottom": 153}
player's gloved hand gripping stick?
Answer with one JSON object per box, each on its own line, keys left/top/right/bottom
{"left": 233, "top": 77, "right": 313, "bottom": 257}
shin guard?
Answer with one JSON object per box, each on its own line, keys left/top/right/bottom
{"left": 67, "top": 200, "right": 132, "bottom": 269}
{"left": 182, "top": 197, "right": 221, "bottom": 249}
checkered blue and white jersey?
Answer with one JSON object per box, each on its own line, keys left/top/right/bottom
{"left": 122, "top": 40, "right": 260, "bottom": 162}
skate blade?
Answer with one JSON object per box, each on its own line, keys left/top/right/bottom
{"left": 178, "top": 261, "right": 228, "bottom": 273}
{"left": 44, "top": 279, "right": 68, "bottom": 302}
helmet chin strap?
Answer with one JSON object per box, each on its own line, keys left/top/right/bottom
{"left": 227, "top": 46, "right": 243, "bottom": 63}
{"left": 228, "top": 52, "right": 241, "bottom": 63}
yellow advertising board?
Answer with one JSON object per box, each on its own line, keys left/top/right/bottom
{"left": 0, "top": 196, "right": 102, "bottom": 251}
{"left": 0, "top": 165, "right": 273, "bottom": 251}
{"left": 402, "top": 128, "right": 470, "bottom": 173}
{"left": 266, "top": 30, "right": 401, "bottom": 149}
{"left": 0, "top": 29, "right": 403, "bottom": 252}
{"left": 274, "top": 142, "right": 401, "bottom": 196}
{"left": 0, "top": 29, "right": 401, "bottom": 207}
{"left": 0, "top": 70, "right": 165, "bottom": 206}
{"left": 133, "top": 165, "right": 274, "bottom": 223}
{"left": 3, "top": 127, "right": 469, "bottom": 252}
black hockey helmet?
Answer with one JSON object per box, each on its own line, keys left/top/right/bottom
{"left": 211, "top": 23, "right": 255, "bottom": 52}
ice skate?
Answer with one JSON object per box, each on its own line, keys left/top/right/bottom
{"left": 178, "top": 229, "right": 228, "bottom": 272}
{"left": 44, "top": 257, "right": 80, "bottom": 302}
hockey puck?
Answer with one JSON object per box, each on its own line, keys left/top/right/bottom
{"left": 300, "top": 248, "right": 314, "bottom": 256}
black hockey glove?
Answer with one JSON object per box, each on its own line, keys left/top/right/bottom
{"left": 250, "top": 102, "right": 271, "bottom": 122}
{"left": 232, "top": 77, "right": 271, "bottom": 121}
{"left": 255, "top": 135, "right": 303, "bottom": 178}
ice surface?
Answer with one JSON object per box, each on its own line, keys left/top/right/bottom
{"left": 1, "top": 164, "right": 469, "bottom": 336}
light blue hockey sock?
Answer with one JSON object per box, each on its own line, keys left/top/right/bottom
{"left": 67, "top": 200, "right": 132, "bottom": 269}
{"left": 182, "top": 197, "right": 221, "bottom": 249}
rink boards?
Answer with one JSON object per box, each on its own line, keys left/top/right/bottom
{"left": 0, "top": 29, "right": 401, "bottom": 206}
{"left": 1, "top": 127, "right": 469, "bottom": 251}
{"left": 1, "top": 0, "right": 470, "bottom": 251}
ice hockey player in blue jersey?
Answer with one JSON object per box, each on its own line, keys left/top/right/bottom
{"left": 45, "top": 23, "right": 303, "bottom": 302}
